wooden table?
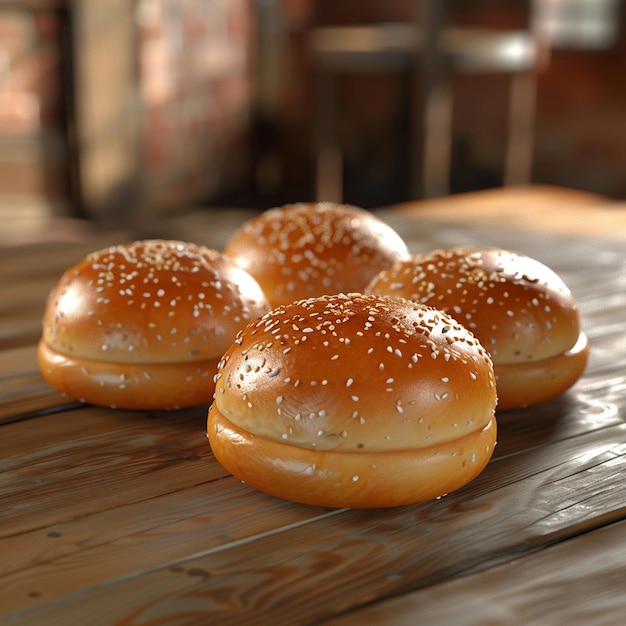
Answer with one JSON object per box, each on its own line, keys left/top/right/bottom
{"left": 1, "top": 185, "right": 625, "bottom": 625}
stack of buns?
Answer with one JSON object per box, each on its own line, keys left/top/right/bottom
{"left": 39, "top": 203, "right": 588, "bottom": 508}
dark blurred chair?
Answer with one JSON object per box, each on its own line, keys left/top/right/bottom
{"left": 310, "top": 1, "right": 550, "bottom": 202}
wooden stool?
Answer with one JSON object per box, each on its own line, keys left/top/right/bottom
{"left": 310, "top": 1, "right": 550, "bottom": 201}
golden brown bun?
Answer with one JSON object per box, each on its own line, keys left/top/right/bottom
{"left": 208, "top": 293, "right": 497, "bottom": 508}
{"left": 208, "top": 411, "right": 496, "bottom": 509}
{"left": 223, "top": 202, "right": 410, "bottom": 307}
{"left": 492, "top": 332, "right": 588, "bottom": 410}
{"left": 366, "top": 246, "right": 589, "bottom": 409}
{"left": 38, "top": 240, "right": 271, "bottom": 409}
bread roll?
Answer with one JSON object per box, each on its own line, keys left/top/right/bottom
{"left": 223, "top": 202, "right": 410, "bottom": 307}
{"left": 38, "top": 240, "right": 271, "bottom": 409}
{"left": 366, "top": 246, "right": 588, "bottom": 409}
{"left": 208, "top": 293, "right": 497, "bottom": 508}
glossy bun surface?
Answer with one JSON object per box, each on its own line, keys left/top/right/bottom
{"left": 223, "top": 202, "right": 410, "bottom": 307}
{"left": 367, "top": 246, "right": 588, "bottom": 409}
{"left": 39, "top": 240, "right": 271, "bottom": 409}
{"left": 208, "top": 293, "right": 497, "bottom": 508}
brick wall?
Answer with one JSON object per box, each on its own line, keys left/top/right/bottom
{"left": 137, "top": 0, "right": 254, "bottom": 214}
{"left": 0, "top": 1, "right": 255, "bottom": 223}
{"left": 0, "top": 8, "right": 70, "bottom": 212}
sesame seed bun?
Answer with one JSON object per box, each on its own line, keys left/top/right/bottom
{"left": 208, "top": 293, "right": 497, "bottom": 508}
{"left": 38, "top": 240, "right": 271, "bottom": 409}
{"left": 366, "top": 246, "right": 589, "bottom": 410}
{"left": 223, "top": 202, "right": 410, "bottom": 307}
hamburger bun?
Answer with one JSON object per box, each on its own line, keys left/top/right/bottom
{"left": 366, "top": 246, "right": 588, "bottom": 410}
{"left": 38, "top": 240, "right": 271, "bottom": 409}
{"left": 223, "top": 202, "right": 410, "bottom": 307}
{"left": 208, "top": 293, "right": 497, "bottom": 508}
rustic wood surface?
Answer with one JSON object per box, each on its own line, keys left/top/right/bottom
{"left": 0, "top": 186, "right": 625, "bottom": 625}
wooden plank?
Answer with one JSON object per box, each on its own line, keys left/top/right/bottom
{"left": 0, "top": 346, "right": 39, "bottom": 377}
{"left": 0, "top": 234, "right": 129, "bottom": 282}
{"left": 0, "top": 477, "right": 342, "bottom": 615}
{"left": 0, "top": 276, "right": 56, "bottom": 314}
{"left": 0, "top": 346, "right": 74, "bottom": 423}
{"left": 0, "top": 382, "right": 73, "bottom": 425}
{"left": 2, "top": 422, "right": 626, "bottom": 624}
{"left": 0, "top": 406, "right": 217, "bottom": 532}
{"left": 493, "top": 378, "right": 622, "bottom": 459}
{"left": 1, "top": 415, "right": 626, "bottom": 623}
{"left": 0, "top": 404, "right": 340, "bottom": 615}
{"left": 0, "top": 308, "right": 45, "bottom": 351}
{"left": 389, "top": 184, "right": 626, "bottom": 239}
{"left": 326, "top": 518, "right": 626, "bottom": 625}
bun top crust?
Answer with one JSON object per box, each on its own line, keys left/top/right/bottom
{"left": 366, "top": 246, "right": 582, "bottom": 364}
{"left": 213, "top": 293, "right": 496, "bottom": 453}
{"left": 223, "top": 202, "right": 410, "bottom": 306}
{"left": 41, "top": 240, "right": 270, "bottom": 364}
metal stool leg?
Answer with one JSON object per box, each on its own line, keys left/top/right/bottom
{"left": 504, "top": 70, "right": 537, "bottom": 186}
{"left": 315, "top": 73, "right": 343, "bottom": 203}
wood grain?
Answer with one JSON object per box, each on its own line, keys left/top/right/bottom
{"left": 326, "top": 518, "right": 626, "bottom": 625}
{"left": 0, "top": 347, "right": 77, "bottom": 423}
{"left": 0, "top": 234, "right": 129, "bottom": 282}
{"left": 0, "top": 407, "right": 213, "bottom": 531}
{"left": 0, "top": 186, "right": 625, "bottom": 625}
{"left": 3, "top": 424, "right": 626, "bottom": 624}
{"left": 0, "top": 477, "right": 341, "bottom": 615}
{"left": 389, "top": 184, "right": 626, "bottom": 238}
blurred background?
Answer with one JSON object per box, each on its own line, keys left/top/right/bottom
{"left": 0, "top": 0, "right": 624, "bottom": 236}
